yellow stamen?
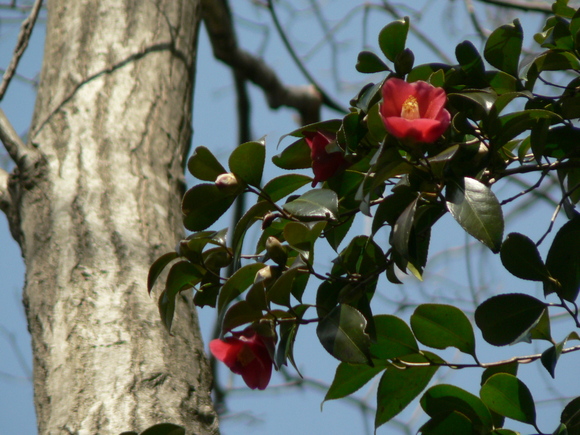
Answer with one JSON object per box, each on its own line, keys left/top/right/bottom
{"left": 401, "top": 95, "right": 420, "bottom": 120}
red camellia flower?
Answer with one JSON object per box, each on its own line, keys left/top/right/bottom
{"left": 304, "top": 130, "right": 348, "bottom": 186}
{"left": 380, "top": 77, "right": 451, "bottom": 144}
{"left": 209, "top": 326, "right": 274, "bottom": 390}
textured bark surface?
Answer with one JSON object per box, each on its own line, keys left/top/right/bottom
{"left": 9, "top": 0, "right": 219, "bottom": 433}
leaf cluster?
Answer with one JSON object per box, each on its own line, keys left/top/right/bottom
{"left": 149, "top": 2, "right": 580, "bottom": 432}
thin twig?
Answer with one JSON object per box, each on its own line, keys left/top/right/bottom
{"left": 0, "top": 0, "right": 43, "bottom": 101}
{"left": 266, "top": 0, "right": 348, "bottom": 114}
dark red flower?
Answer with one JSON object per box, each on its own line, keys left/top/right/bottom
{"left": 304, "top": 130, "right": 347, "bottom": 186}
{"left": 380, "top": 78, "right": 451, "bottom": 143}
{"left": 209, "top": 327, "right": 274, "bottom": 390}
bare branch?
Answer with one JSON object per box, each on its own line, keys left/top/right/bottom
{"left": 476, "top": 0, "right": 552, "bottom": 13}
{"left": 0, "top": 0, "right": 44, "bottom": 101}
{"left": 200, "top": 0, "right": 335, "bottom": 125}
{"left": 0, "top": 107, "right": 40, "bottom": 169}
{"left": 0, "top": 166, "right": 11, "bottom": 213}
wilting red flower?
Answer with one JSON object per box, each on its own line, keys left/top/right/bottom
{"left": 304, "top": 130, "right": 348, "bottom": 186}
{"left": 380, "top": 78, "right": 451, "bottom": 144}
{"left": 210, "top": 327, "right": 274, "bottom": 390}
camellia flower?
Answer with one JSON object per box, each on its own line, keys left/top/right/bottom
{"left": 380, "top": 77, "right": 451, "bottom": 144}
{"left": 209, "top": 326, "right": 274, "bottom": 390}
{"left": 304, "top": 130, "right": 348, "bottom": 186}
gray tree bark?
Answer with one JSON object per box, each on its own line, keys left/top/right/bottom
{"left": 4, "top": 0, "right": 219, "bottom": 433}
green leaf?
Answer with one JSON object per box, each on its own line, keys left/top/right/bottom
{"left": 392, "top": 197, "right": 418, "bottom": 261}
{"left": 187, "top": 146, "right": 226, "bottom": 181}
{"left": 324, "top": 361, "right": 386, "bottom": 403}
{"left": 561, "top": 397, "right": 580, "bottom": 433}
{"left": 544, "top": 216, "right": 580, "bottom": 301}
{"left": 221, "top": 300, "right": 263, "bottom": 333}
{"left": 446, "top": 177, "right": 504, "bottom": 253}
{"left": 283, "top": 189, "right": 339, "bottom": 221}
{"left": 148, "top": 252, "right": 178, "bottom": 295}
{"left": 480, "top": 373, "right": 537, "bottom": 425}
{"left": 316, "top": 304, "right": 372, "bottom": 364}
{"left": 231, "top": 201, "right": 276, "bottom": 265}
{"left": 375, "top": 352, "right": 440, "bottom": 429}
{"left": 541, "top": 340, "right": 566, "bottom": 378}
{"left": 484, "top": 19, "right": 523, "bottom": 77}
{"left": 283, "top": 221, "right": 326, "bottom": 258}
{"left": 475, "top": 293, "right": 547, "bottom": 346}
{"left": 158, "top": 290, "right": 176, "bottom": 333}
{"left": 140, "top": 423, "right": 186, "bottom": 435}
{"left": 370, "top": 315, "right": 419, "bottom": 360}
{"left": 229, "top": 139, "right": 265, "bottom": 187}
{"left": 217, "top": 263, "right": 266, "bottom": 314}
{"left": 267, "top": 266, "right": 305, "bottom": 307}
{"left": 182, "top": 184, "right": 236, "bottom": 231}
{"left": 456, "top": 40, "right": 486, "bottom": 83}
{"left": 272, "top": 137, "right": 311, "bottom": 170}
{"left": 418, "top": 411, "right": 474, "bottom": 434}
{"left": 411, "top": 304, "right": 476, "bottom": 358}
{"left": 356, "top": 50, "right": 389, "bottom": 73}
{"left": 262, "top": 174, "right": 311, "bottom": 202}
{"left": 500, "top": 232, "right": 551, "bottom": 281}
{"left": 378, "top": 17, "right": 409, "bottom": 63}
{"left": 421, "top": 384, "right": 494, "bottom": 432}
{"left": 481, "top": 361, "right": 518, "bottom": 429}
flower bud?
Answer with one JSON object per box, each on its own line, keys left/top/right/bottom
{"left": 215, "top": 172, "right": 244, "bottom": 195}
{"left": 265, "top": 236, "right": 288, "bottom": 266}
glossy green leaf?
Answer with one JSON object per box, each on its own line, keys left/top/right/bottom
{"left": 267, "top": 266, "right": 304, "bottom": 307}
{"left": 529, "top": 308, "right": 552, "bottom": 342}
{"left": 182, "top": 184, "right": 236, "bottom": 231}
{"left": 486, "top": 70, "right": 519, "bottom": 94}
{"left": 421, "top": 384, "right": 494, "bottom": 432}
{"left": 324, "top": 361, "right": 386, "bottom": 403}
{"left": 283, "top": 189, "right": 339, "bottom": 221}
{"left": 500, "top": 232, "right": 551, "bottom": 281}
{"left": 407, "top": 63, "right": 452, "bottom": 83}
{"left": 541, "top": 339, "right": 566, "bottom": 378}
{"left": 165, "top": 261, "right": 205, "bottom": 295}
{"left": 392, "top": 197, "right": 418, "bottom": 261}
{"left": 231, "top": 201, "right": 275, "bottom": 265}
{"left": 272, "top": 137, "right": 311, "bottom": 170}
{"left": 283, "top": 221, "right": 326, "bottom": 257}
{"left": 545, "top": 216, "right": 580, "bottom": 301}
{"left": 411, "top": 304, "right": 476, "bottom": 358}
{"left": 356, "top": 50, "right": 389, "bottom": 73}
{"left": 475, "top": 293, "right": 547, "bottom": 346}
{"left": 187, "top": 146, "right": 226, "bottom": 181}
{"left": 375, "top": 352, "right": 440, "bottom": 429}
{"left": 158, "top": 290, "right": 176, "bottom": 332}
{"left": 262, "top": 174, "right": 311, "bottom": 202}
{"left": 229, "top": 140, "right": 265, "bottom": 187}
{"left": 275, "top": 304, "right": 309, "bottom": 371}
{"left": 484, "top": 19, "right": 523, "bottom": 77}
{"left": 378, "top": 17, "right": 409, "bottom": 62}
{"left": 480, "top": 373, "right": 536, "bottom": 425}
{"left": 561, "top": 396, "right": 580, "bottom": 433}
{"left": 418, "top": 411, "right": 474, "bottom": 435}
{"left": 394, "top": 48, "right": 415, "bottom": 76}
{"left": 140, "top": 423, "right": 186, "bottom": 435}
{"left": 316, "top": 304, "right": 372, "bottom": 364}
{"left": 148, "top": 252, "right": 179, "bottom": 295}
{"left": 456, "top": 40, "right": 486, "bottom": 83}
{"left": 221, "top": 300, "right": 263, "bottom": 333}
{"left": 448, "top": 90, "right": 496, "bottom": 121}
{"left": 446, "top": 177, "right": 504, "bottom": 253}
{"left": 217, "top": 263, "right": 266, "bottom": 314}
{"left": 370, "top": 315, "right": 419, "bottom": 360}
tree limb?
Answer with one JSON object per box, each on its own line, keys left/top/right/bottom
{"left": 0, "top": 0, "right": 44, "bottom": 101}
{"left": 200, "top": 0, "right": 330, "bottom": 125}
{"left": 476, "top": 0, "right": 552, "bottom": 13}
{"left": 0, "top": 107, "right": 40, "bottom": 170}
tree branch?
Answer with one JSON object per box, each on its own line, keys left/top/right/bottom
{"left": 476, "top": 0, "right": 552, "bottom": 13}
{"left": 0, "top": 0, "right": 43, "bottom": 101}
{"left": 200, "top": 0, "right": 332, "bottom": 125}
{"left": 0, "top": 107, "right": 40, "bottom": 170}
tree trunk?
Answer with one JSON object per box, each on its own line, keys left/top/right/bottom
{"left": 8, "top": 0, "right": 219, "bottom": 433}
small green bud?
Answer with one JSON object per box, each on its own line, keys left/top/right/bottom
{"left": 265, "top": 236, "right": 288, "bottom": 266}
